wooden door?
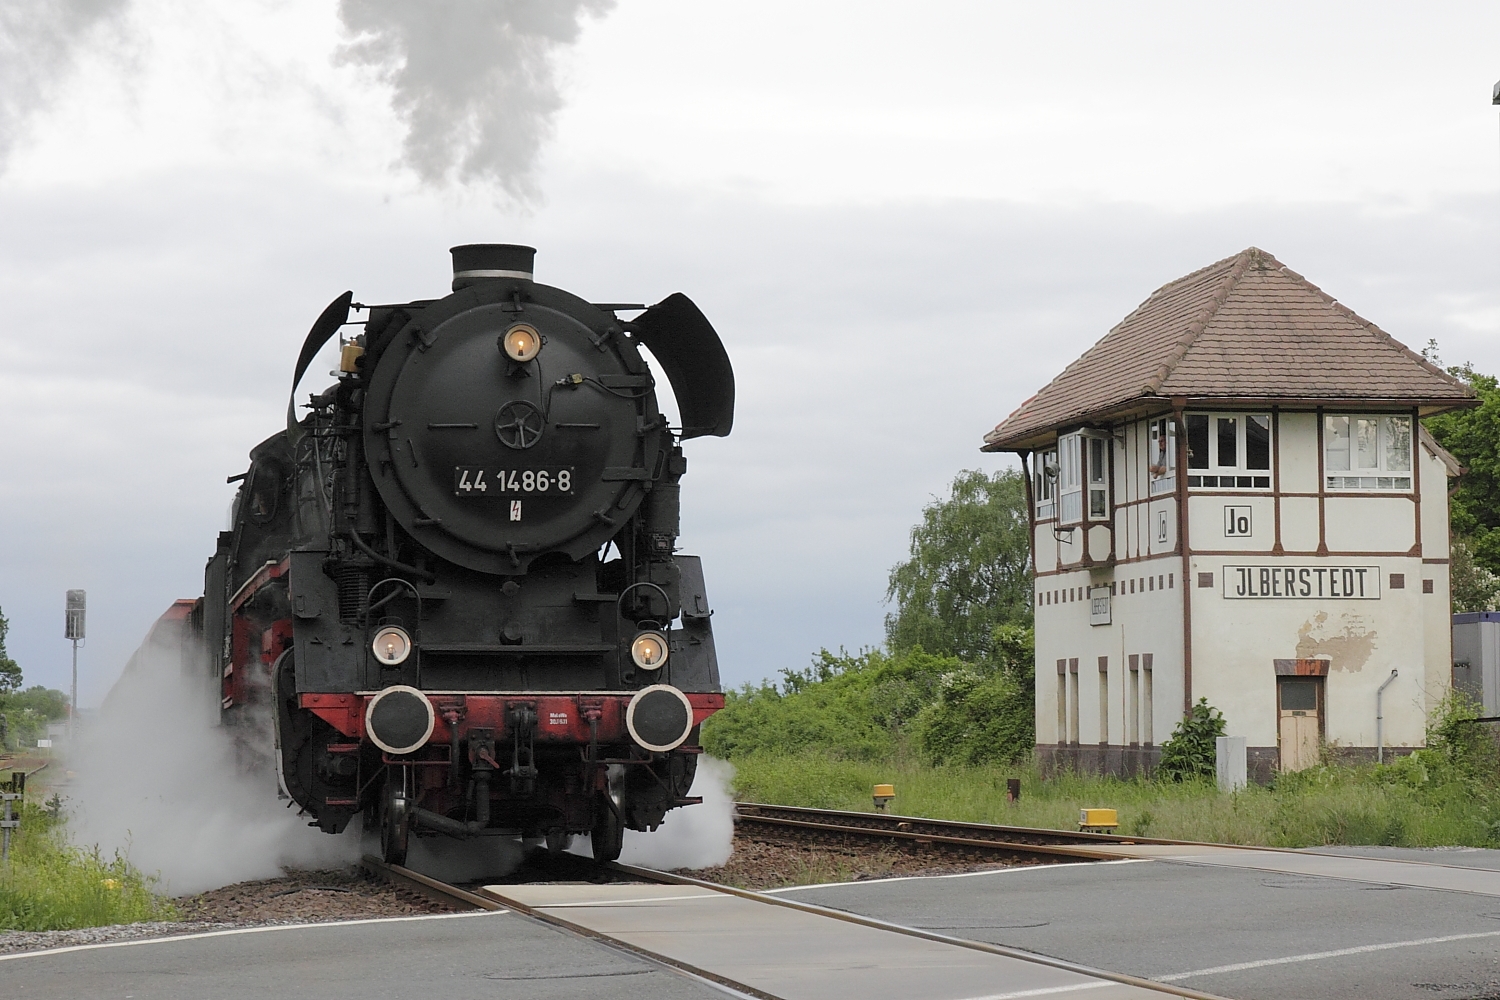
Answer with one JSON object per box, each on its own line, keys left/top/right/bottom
{"left": 1278, "top": 677, "right": 1322, "bottom": 772}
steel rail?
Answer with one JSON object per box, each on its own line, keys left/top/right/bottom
{"left": 358, "top": 855, "right": 508, "bottom": 911}
{"left": 499, "top": 861, "right": 1230, "bottom": 1000}
{"left": 735, "top": 812, "right": 1132, "bottom": 861}
{"left": 735, "top": 801, "right": 1234, "bottom": 850}
{"left": 363, "top": 851, "right": 1226, "bottom": 999}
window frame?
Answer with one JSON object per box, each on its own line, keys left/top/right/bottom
{"left": 1185, "top": 411, "right": 1273, "bottom": 490}
{"left": 1058, "top": 433, "right": 1083, "bottom": 525}
{"left": 1323, "top": 413, "right": 1413, "bottom": 492}
{"left": 1034, "top": 448, "right": 1057, "bottom": 520}
{"left": 1056, "top": 429, "right": 1111, "bottom": 525}
{"left": 1148, "top": 417, "right": 1176, "bottom": 496}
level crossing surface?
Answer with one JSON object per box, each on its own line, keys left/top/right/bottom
{"left": 777, "top": 848, "right": 1500, "bottom": 1000}
{"left": 486, "top": 880, "right": 1214, "bottom": 1000}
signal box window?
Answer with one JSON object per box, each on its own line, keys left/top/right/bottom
{"left": 1185, "top": 413, "right": 1271, "bottom": 489}
{"left": 1058, "top": 434, "right": 1083, "bottom": 524}
{"left": 1057, "top": 431, "right": 1111, "bottom": 526}
{"left": 1324, "top": 414, "right": 1412, "bottom": 491}
{"left": 1088, "top": 437, "right": 1108, "bottom": 519}
{"left": 1035, "top": 448, "right": 1057, "bottom": 520}
{"left": 1148, "top": 417, "right": 1175, "bottom": 496}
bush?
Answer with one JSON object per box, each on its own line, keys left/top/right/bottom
{"left": 1156, "top": 697, "right": 1226, "bottom": 782}
{"left": 0, "top": 802, "right": 177, "bottom": 930}
{"left": 0, "top": 686, "right": 70, "bottom": 751}
{"left": 703, "top": 631, "right": 1037, "bottom": 766}
{"left": 912, "top": 628, "right": 1035, "bottom": 766}
{"left": 702, "top": 647, "right": 957, "bottom": 761}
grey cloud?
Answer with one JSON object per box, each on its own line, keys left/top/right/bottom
{"left": 336, "top": 0, "right": 614, "bottom": 199}
{"left": 0, "top": 0, "right": 130, "bottom": 167}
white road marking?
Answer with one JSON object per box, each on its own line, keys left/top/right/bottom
{"left": 953, "top": 983, "right": 1113, "bottom": 999}
{"left": 1156, "top": 929, "right": 1500, "bottom": 981}
{"left": 0, "top": 909, "right": 502, "bottom": 963}
{"left": 765, "top": 858, "right": 1151, "bottom": 893}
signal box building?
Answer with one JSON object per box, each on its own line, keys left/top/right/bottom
{"left": 982, "top": 249, "right": 1473, "bottom": 779}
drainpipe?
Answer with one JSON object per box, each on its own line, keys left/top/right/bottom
{"left": 1376, "top": 668, "right": 1399, "bottom": 764}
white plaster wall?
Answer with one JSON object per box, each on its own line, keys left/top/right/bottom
{"left": 1280, "top": 496, "right": 1320, "bottom": 553}
{"left": 1278, "top": 412, "right": 1319, "bottom": 493}
{"left": 1148, "top": 498, "right": 1177, "bottom": 555}
{"left": 1325, "top": 497, "right": 1415, "bottom": 553}
{"left": 1188, "top": 495, "right": 1277, "bottom": 552}
{"left": 1420, "top": 445, "right": 1452, "bottom": 561}
{"left": 1033, "top": 523, "right": 1058, "bottom": 574}
{"left": 1187, "top": 555, "right": 1428, "bottom": 748}
{"left": 1033, "top": 563, "right": 1183, "bottom": 746}
{"left": 1033, "top": 570, "right": 1099, "bottom": 743}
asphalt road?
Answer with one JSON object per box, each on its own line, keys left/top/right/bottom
{"left": 775, "top": 855, "right": 1500, "bottom": 1000}
{"left": 0, "top": 912, "right": 739, "bottom": 1000}
{"left": 12, "top": 848, "right": 1500, "bottom": 1000}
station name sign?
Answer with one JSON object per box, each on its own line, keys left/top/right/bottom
{"left": 1223, "top": 565, "right": 1380, "bottom": 600}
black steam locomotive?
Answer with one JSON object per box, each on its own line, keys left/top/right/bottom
{"left": 196, "top": 244, "right": 732, "bottom": 863}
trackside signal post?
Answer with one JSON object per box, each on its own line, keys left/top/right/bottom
{"left": 65, "top": 590, "right": 85, "bottom": 743}
{"left": 982, "top": 249, "right": 1473, "bottom": 782}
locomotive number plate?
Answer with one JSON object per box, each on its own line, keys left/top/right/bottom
{"left": 454, "top": 466, "right": 575, "bottom": 495}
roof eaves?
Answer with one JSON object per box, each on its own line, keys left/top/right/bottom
{"left": 1277, "top": 263, "right": 1474, "bottom": 399}
{"left": 1419, "top": 424, "right": 1464, "bottom": 477}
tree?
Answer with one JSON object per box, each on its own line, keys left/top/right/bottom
{"left": 885, "top": 469, "right": 1033, "bottom": 663}
{"left": 1423, "top": 363, "right": 1500, "bottom": 575}
{"left": 1451, "top": 536, "right": 1500, "bottom": 613}
{"left": 0, "top": 607, "right": 20, "bottom": 695}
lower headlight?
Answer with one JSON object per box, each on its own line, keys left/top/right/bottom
{"left": 372, "top": 625, "right": 412, "bottom": 665}
{"left": 630, "top": 631, "right": 668, "bottom": 670}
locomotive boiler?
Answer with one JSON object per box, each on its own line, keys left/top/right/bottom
{"left": 201, "top": 244, "right": 733, "bottom": 863}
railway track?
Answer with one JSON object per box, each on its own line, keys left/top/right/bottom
{"left": 358, "top": 849, "right": 674, "bottom": 911}
{"left": 734, "top": 801, "right": 1193, "bottom": 864}
{"left": 361, "top": 848, "right": 1222, "bottom": 1000}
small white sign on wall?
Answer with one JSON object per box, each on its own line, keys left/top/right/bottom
{"left": 1089, "top": 586, "right": 1112, "bottom": 625}
{"left": 1156, "top": 510, "right": 1169, "bottom": 544}
{"left": 1224, "top": 505, "right": 1252, "bottom": 537}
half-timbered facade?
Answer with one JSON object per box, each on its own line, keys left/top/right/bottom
{"left": 982, "top": 248, "right": 1473, "bottom": 779}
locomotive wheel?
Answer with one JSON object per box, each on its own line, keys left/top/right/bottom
{"left": 379, "top": 774, "right": 411, "bottom": 866}
{"left": 591, "top": 794, "right": 624, "bottom": 863}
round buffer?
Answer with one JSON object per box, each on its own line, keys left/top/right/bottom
{"left": 625, "top": 684, "right": 695, "bottom": 753}
{"left": 365, "top": 684, "right": 435, "bottom": 755}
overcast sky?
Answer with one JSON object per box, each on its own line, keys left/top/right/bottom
{"left": 3, "top": 1, "right": 1500, "bottom": 704}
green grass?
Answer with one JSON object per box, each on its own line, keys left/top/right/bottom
{"left": 727, "top": 752, "right": 1500, "bottom": 849}
{"left": 0, "top": 802, "right": 178, "bottom": 931}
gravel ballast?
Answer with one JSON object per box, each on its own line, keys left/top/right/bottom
{"left": 0, "top": 831, "right": 1051, "bottom": 956}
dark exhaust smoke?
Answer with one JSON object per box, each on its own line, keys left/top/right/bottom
{"left": 335, "top": 0, "right": 615, "bottom": 200}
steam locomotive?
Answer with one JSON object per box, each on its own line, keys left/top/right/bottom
{"left": 194, "top": 244, "right": 732, "bottom": 863}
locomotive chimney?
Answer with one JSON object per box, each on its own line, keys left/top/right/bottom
{"left": 450, "top": 244, "right": 536, "bottom": 291}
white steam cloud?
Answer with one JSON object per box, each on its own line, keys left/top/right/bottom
{"left": 579, "top": 756, "right": 736, "bottom": 870}
{"left": 0, "top": 0, "right": 130, "bottom": 167}
{"left": 70, "top": 620, "right": 731, "bottom": 894}
{"left": 70, "top": 628, "right": 360, "bottom": 896}
{"left": 336, "top": 0, "right": 614, "bottom": 199}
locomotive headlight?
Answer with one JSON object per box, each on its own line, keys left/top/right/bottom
{"left": 372, "top": 626, "right": 412, "bottom": 665}
{"left": 630, "top": 631, "right": 668, "bottom": 671}
{"left": 501, "top": 323, "right": 542, "bottom": 363}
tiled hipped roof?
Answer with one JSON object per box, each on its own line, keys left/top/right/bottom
{"left": 981, "top": 248, "right": 1474, "bottom": 452}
